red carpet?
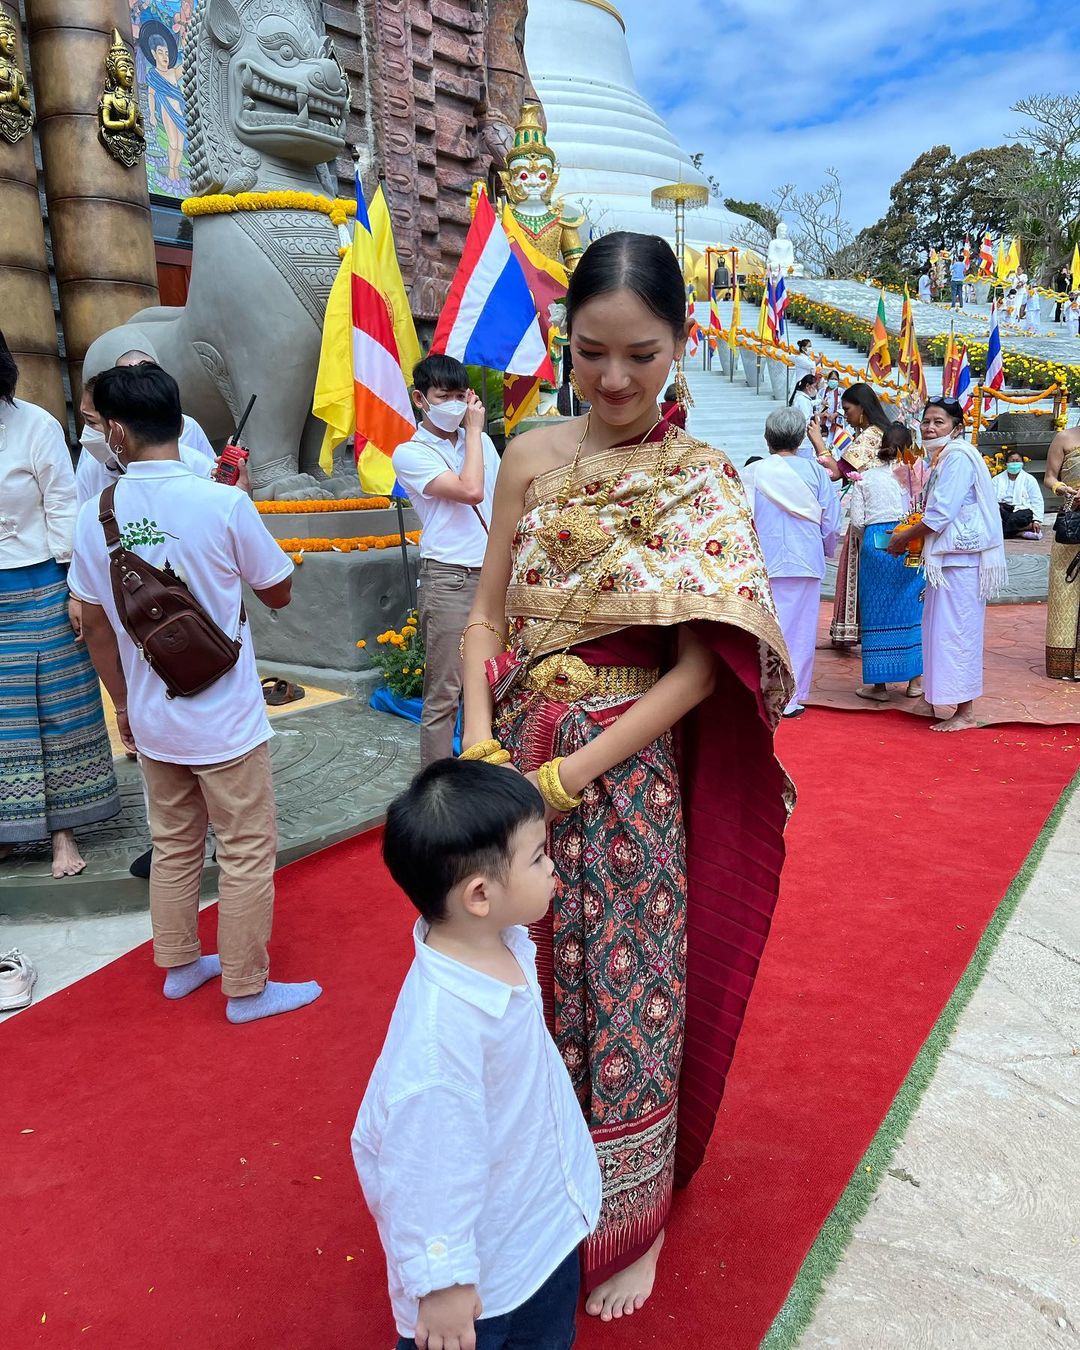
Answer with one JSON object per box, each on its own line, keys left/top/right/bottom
{"left": 6, "top": 711, "right": 1078, "bottom": 1348}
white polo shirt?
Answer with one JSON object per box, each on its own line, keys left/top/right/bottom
{"left": 68, "top": 459, "right": 293, "bottom": 765}
{"left": 74, "top": 415, "right": 216, "bottom": 507}
{"left": 353, "top": 921, "right": 600, "bottom": 1339}
{"left": 392, "top": 423, "right": 500, "bottom": 567}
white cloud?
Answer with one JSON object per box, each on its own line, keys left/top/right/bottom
{"left": 614, "top": 0, "right": 1080, "bottom": 228}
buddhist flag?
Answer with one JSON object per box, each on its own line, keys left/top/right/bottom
{"left": 979, "top": 234, "right": 994, "bottom": 276}
{"left": 1005, "top": 238, "right": 1021, "bottom": 276}
{"left": 868, "top": 290, "right": 891, "bottom": 380}
{"left": 312, "top": 173, "right": 416, "bottom": 492}
{"left": 898, "top": 288, "right": 914, "bottom": 382}
{"left": 756, "top": 287, "right": 770, "bottom": 341}
{"left": 708, "top": 288, "right": 721, "bottom": 350}
{"left": 1071, "top": 243, "right": 1080, "bottom": 290}
{"left": 370, "top": 186, "right": 422, "bottom": 379}
{"left": 501, "top": 202, "right": 570, "bottom": 431}
{"left": 963, "top": 236, "right": 971, "bottom": 273}
{"left": 728, "top": 283, "right": 741, "bottom": 353}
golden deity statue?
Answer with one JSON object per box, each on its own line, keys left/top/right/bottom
{"left": 499, "top": 102, "right": 584, "bottom": 275}
{"left": 98, "top": 28, "right": 145, "bottom": 168}
{"left": 0, "top": 12, "right": 34, "bottom": 145}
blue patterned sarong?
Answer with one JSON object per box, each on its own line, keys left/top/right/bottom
{"left": 0, "top": 559, "right": 120, "bottom": 840}
{"left": 858, "top": 521, "right": 924, "bottom": 684}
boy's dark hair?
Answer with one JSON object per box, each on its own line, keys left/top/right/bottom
{"left": 93, "top": 363, "right": 183, "bottom": 446}
{"left": 413, "top": 353, "right": 470, "bottom": 397}
{"left": 383, "top": 758, "right": 545, "bottom": 923}
{"left": 0, "top": 329, "right": 18, "bottom": 405}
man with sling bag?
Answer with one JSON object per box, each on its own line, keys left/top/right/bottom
{"left": 69, "top": 364, "right": 321, "bottom": 1023}
{"left": 392, "top": 355, "right": 500, "bottom": 767}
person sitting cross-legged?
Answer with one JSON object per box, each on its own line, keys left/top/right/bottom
{"left": 69, "top": 363, "right": 320, "bottom": 1022}
{"left": 994, "top": 450, "right": 1044, "bottom": 539}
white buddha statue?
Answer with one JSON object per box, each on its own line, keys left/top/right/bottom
{"left": 767, "top": 222, "right": 797, "bottom": 278}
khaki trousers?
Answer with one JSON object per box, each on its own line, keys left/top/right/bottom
{"left": 141, "top": 742, "right": 277, "bottom": 997}
{"left": 417, "top": 559, "right": 480, "bottom": 768}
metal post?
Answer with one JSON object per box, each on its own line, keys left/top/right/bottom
{"left": 394, "top": 498, "right": 413, "bottom": 613}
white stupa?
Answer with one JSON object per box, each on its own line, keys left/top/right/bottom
{"left": 524, "top": 0, "right": 748, "bottom": 253}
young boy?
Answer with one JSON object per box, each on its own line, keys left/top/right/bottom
{"left": 352, "top": 760, "right": 600, "bottom": 1350}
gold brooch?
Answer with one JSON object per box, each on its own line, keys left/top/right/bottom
{"left": 535, "top": 503, "right": 612, "bottom": 574}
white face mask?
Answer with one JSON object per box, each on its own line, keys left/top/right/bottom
{"left": 422, "top": 397, "right": 468, "bottom": 433}
{"left": 921, "top": 433, "right": 953, "bottom": 451}
{"left": 80, "top": 425, "right": 122, "bottom": 471}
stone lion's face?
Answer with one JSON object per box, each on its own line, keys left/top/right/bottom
{"left": 231, "top": 8, "right": 349, "bottom": 162}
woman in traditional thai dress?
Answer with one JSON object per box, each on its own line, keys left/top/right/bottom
{"left": 809, "top": 383, "right": 893, "bottom": 647}
{"left": 849, "top": 423, "right": 924, "bottom": 701}
{"left": 1043, "top": 425, "right": 1080, "bottom": 678}
{"left": 0, "top": 332, "right": 120, "bottom": 874}
{"left": 889, "top": 399, "right": 1006, "bottom": 730}
{"left": 460, "top": 233, "right": 792, "bottom": 1320}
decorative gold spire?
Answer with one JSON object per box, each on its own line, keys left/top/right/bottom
{"left": 508, "top": 102, "right": 556, "bottom": 166}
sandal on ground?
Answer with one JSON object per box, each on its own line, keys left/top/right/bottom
{"left": 905, "top": 680, "right": 925, "bottom": 698}
{"left": 855, "top": 686, "right": 890, "bottom": 702}
{"left": 261, "top": 678, "right": 306, "bottom": 707}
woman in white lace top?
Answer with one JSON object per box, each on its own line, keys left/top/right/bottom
{"left": 848, "top": 425, "right": 925, "bottom": 703}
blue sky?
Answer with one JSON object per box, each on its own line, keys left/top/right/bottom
{"left": 616, "top": 0, "right": 1080, "bottom": 230}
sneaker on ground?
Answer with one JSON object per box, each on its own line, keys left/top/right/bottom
{"left": 0, "top": 948, "right": 38, "bottom": 1011}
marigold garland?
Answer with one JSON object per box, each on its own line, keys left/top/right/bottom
{"left": 277, "top": 531, "right": 420, "bottom": 564}
{"left": 256, "top": 497, "right": 393, "bottom": 515}
{"left": 181, "top": 191, "right": 356, "bottom": 228}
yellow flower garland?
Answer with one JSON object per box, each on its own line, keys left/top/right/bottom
{"left": 181, "top": 191, "right": 357, "bottom": 229}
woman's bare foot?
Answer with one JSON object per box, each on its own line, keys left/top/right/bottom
{"left": 906, "top": 677, "right": 924, "bottom": 698}
{"left": 50, "top": 829, "right": 87, "bottom": 878}
{"left": 930, "top": 712, "right": 979, "bottom": 732}
{"left": 856, "top": 684, "right": 889, "bottom": 702}
{"left": 585, "top": 1231, "right": 664, "bottom": 1321}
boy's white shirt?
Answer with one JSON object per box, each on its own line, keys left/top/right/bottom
{"left": 352, "top": 920, "right": 601, "bottom": 1339}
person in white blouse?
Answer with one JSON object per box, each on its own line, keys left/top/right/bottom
{"left": 0, "top": 331, "right": 120, "bottom": 877}
{"left": 847, "top": 423, "right": 925, "bottom": 702}
{"left": 354, "top": 760, "right": 600, "bottom": 1350}
{"left": 994, "top": 450, "right": 1044, "bottom": 538}
{"left": 788, "top": 373, "right": 820, "bottom": 460}
{"left": 889, "top": 400, "right": 1007, "bottom": 731}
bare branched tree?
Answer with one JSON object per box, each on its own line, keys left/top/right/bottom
{"left": 724, "top": 170, "right": 854, "bottom": 275}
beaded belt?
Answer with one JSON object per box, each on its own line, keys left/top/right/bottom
{"left": 524, "top": 653, "right": 659, "bottom": 703}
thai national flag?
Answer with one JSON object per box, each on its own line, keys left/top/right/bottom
{"left": 431, "top": 192, "right": 554, "bottom": 380}
{"left": 954, "top": 344, "right": 973, "bottom": 415}
{"left": 765, "top": 279, "right": 780, "bottom": 342}
{"left": 983, "top": 303, "right": 1004, "bottom": 410}
{"left": 774, "top": 276, "right": 788, "bottom": 337}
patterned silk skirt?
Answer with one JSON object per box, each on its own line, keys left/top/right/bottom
{"left": 857, "top": 522, "right": 924, "bottom": 684}
{"left": 829, "top": 527, "right": 861, "bottom": 648}
{"left": 1045, "top": 540, "right": 1080, "bottom": 679}
{"left": 0, "top": 560, "right": 121, "bottom": 841}
{"left": 496, "top": 675, "right": 686, "bottom": 1290}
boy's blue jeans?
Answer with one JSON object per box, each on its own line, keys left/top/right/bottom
{"left": 397, "top": 1250, "right": 579, "bottom": 1350}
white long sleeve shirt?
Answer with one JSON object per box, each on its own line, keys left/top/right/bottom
{"left": 0, "top": 398, "right": 77, "bottom": 569}
{"left": 993, "top": 468, "right": 1043, "bottom": 516}
{"left": 74, "top": 415, "right": 216, "bottom": 506}
{"left": 752, "top": 455, "right": 842, "bottom": 579}
{"left": 352, "top": 921, "right": 601, "bottom": 1339}
{"left": 848, "top": 464, "right": 909, "bottom": 530}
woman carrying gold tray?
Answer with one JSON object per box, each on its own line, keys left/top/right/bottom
{"left": 460, "top": 233, "right": 793, "bottom": 1322}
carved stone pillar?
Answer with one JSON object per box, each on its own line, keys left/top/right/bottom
{"left": 25, "top": 0, "right": 158, "bottom": 406}
{"left": 0, "top": 1, "right": 64, "bottom": 420}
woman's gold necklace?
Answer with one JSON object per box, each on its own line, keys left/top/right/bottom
{"left": 535, "top": 411, "right": 662, "bottom": 573}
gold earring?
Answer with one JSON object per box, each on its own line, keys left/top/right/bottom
{"left": 570, "top": 371, "right": 584, "bottom": 400}
{"left": 673, "top": 366, "right": 694, "bottom": 410}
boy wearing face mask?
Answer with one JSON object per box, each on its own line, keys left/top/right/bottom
{"left": 392, "top": 354, "right": 500, "bottom": 767}
{"left": 75, "top": 372, "right": 216, "bottom": 508}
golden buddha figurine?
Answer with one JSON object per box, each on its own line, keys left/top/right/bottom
{"left": 98, "top": 28, "right": 145, "bottom": 168}
{"left": 499, "top": 102, "right": 584, "bottom": 276}
{"left": 0, "top": 12, "right": 34, "bottom": 145}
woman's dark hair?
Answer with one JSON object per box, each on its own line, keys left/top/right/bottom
{"left": 826, "top": 368, "right": 839, "bottom": 381}
{"left": 840, "top": 381, "right": 892, "bottom": 432}
{"left": 93, "top": 363, "right": 183, "bottom": 445}
{"left": 566, "top": 232, "right": 686, "bottom": 341}
{"left": 923, "top": 396, "right": 965, "bottom": 429}
{"left": 383, "top": 758, "right": 545, "bottom": 924}
{"left": 0, "top": 329, "right": 17, "bottom": 405}
{"left": 663, "top": 383, "right": 678, "bottom": 403}
{"left": 879, "top": 422, "right": 911, "bottom": 463}
{"left": 1006, "top": 449, "right": 1025, "bottom": 461}
{"left": 412, "top": 353, "right": 469, "bottom": 397}
{"left": 744, "top": 455, "right": 763, "bottom": 467}
{"left": 797, "top": 339, "right": 812, "bottom": 352}
{"left": 787, "top": 373, "right": 816, "bottom": 406}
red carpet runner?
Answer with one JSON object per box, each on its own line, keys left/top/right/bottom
{"left": 6, "top": 711, "right": 1077, "bottom": 1348}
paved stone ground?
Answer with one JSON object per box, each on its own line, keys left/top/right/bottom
{"left": 798, "top": 784, "right": 1080, "bottom": 1350}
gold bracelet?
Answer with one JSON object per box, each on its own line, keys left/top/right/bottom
{"left": 536, "top": 757, "right": 583, "bottom": 812}
{"left": 459, "top": 620, "right": 510, "bottom": 659}
{"left": 459, "top": 738, "right": 502, "bottom": 762}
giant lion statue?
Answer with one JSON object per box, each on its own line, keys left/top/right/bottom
{"left": 84, "top": 0, "right": 350, "bottom": 497}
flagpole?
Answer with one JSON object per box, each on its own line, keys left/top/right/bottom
{"left": 394, "top": 497, "right": 413, "bottom": 612}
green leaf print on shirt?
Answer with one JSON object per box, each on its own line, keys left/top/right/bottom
{"left": 121, "top": 518, "right": 180, "bottom": 549}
